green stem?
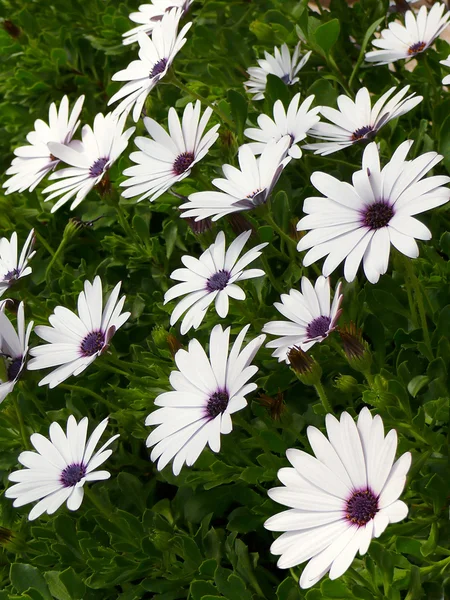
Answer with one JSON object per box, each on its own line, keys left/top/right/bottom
{"left": 264, "top": 212, "right": 298, "bottom": 260}
{"left": 314, "top": 381, "right": 333, "bottom": 414}
{"left": 420, "top": 555, "right": 450, "bottom": 577}
{"left": 363, "top": 370, "right": 374, "bottom": 388}
{"left": 106, "top": 353, "right": 160, "bottom": 376}
{"left": 402, "top": 256, "right": 433, "bottom": 358}
{"left": 260, "top": 254, "right": 283, "bottom": 294}
{"left": 60, "top": 384, "right": 120, "bottom": 411}
{"left": 45, "top": 238, "right": 68, "bottom": 280}
{"left": 14, "top": 397, "right": 29, "bottom": 449}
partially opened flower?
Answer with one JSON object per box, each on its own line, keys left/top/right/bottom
{"left": 365, "top": 3, "right": 450, "bottom": 65}
{"left": 3, "top": 95, "right": 84, "bottom": 195}
{"left": 122, "top": 0, "right": 194, "bottom": 45}
{"left": 121, "top": 101, "right": 219, "bottom": 202}
{"left": 0, "top": 229, "right": 35, "bottom": 297}
{"left": 245, "top": 44, "right": 311, "bottom": 101}
{"left": 27, "top": 276, "right": 130, "bottom": 388}
{"left": 440, "top": 54, "right": 450, "bottom": 84}
{"left": 42, "top": 113, "right": 134, "bottom": 212}
{"left": 244, "top": 93, "right": 320, "bottom": 159}
{"left": 145, "top": 324, "right": 265, "bottom": 475}
{"left": 109, "top": 9, "right": 192, "bottom": 121}
{"left": 265, "top": 408, "right": 411, "bottom": 589}
{"left": 179, "top": 138, "right": 291, "bottom": 221}
{"left": 262, "top": 276, "right": 343, "bottom": 362}
{"left": 0, "top": 302, "right": 33, "bottom": 403}
{"left": 5, "top": 416, "right": 119, "bottom": 520}
{"left": 297, "top": 141, "right": 450, "bottom": 283}
{"left": 303, "top": 86, "right": 422, "bottom": 156}
{"left": 165, "top": 230, "right": 268, "bottom": 334}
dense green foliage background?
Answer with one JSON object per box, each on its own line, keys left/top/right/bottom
{"left": 0, "top": 0, "right": 449, "bottom": 598}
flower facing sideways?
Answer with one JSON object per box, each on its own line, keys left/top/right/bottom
{"left": 122, "top": 0, "right": 194, "bottom": 45}
{"left": 6, "top": 416, "right": 119, "bottom": 520}
{"left": 145, "top": 324, "right": 265, "bottom": 475}
{"left": 0, "top": 229, "right": 35, "bottom": 297}
{"left": 265, "top": 408, "right": 411, "bottom": 589}
{"left": 27, "top": 276, "right": 130, "bottom": 388}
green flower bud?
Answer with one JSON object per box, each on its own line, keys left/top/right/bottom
{"left": 339, "top": 323, "right": 373, "bottom": 374}
{"left": 288, "top": 346, "right": 322, "bottom": 386}
{"left": 334, "top": 374, "right": 359, "bottom": 393}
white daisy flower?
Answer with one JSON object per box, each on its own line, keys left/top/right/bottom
{"left": 297, "top": 141, "right": 450, "bottom": 284}
{"left": 440, "top": 54, "right": 450, "bottom": 84}
{"left": 262, "top": 276, "right": 343, "bottom": 363}
{"left": 145, "top": 324, "right": 265, "bottom": 475}
{"left": 245, "top": 44, "right": 312, "bottom": 101}
{"left": 0, "top": 229, "right": 35, "bottom": 297}
{"left": 365, "top": 3, "right": 450, "bottom": 65}
{"left": 244, "top": 93, "right": 321, "bottom": 159}
{"left": 109, "top": 9, "right": 192, "bottom": 122}
{"left": 5, "top": 416, "right": 119, "bottom": 521}
{"left": 179, "top": 138, "right": 292, "bottom": 222}
{"left": 3, "top": 95, "right": 84, "bottom": 195}
{"left": 41, "top": 113, "right": 135, "bottom": 213}
{"left": 265, "top": 407, "right": 411, "bottom": 589}
{"left": 303, "top": 86, "right": 422, "bottom": 156}
{"left": 27, "top": 276, "right": 130, "bottom": 388}
{"left": 121, "top": 101, "right": 219, "bottom": 203}
{"left": 165, "top": 230, "right": 268, "bottom": 334}
{"left": 122, "top": 0, "right": 193, "bottom": 46}
{"left": 0, "top": 302, "right": 33, "bottom": 403}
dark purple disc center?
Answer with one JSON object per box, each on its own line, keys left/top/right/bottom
{"left": 351, "top": 125, "right": 374, "bottom": 141}
{"left": 7, "top": 357, "right": 22, "bottom": 381}
{"left": 150, "top": 58, "right": 168, "bottom": 79}
{"left": 89, "top": 157, "right": 109, "bottom": 178}
{"left": 206, "top": 270, "right": 230, "bottom": 292}
{"left": 60, "top": 463, "right": 87, "bottom": 487}
{"left": 206, "top": 391, "right": 229, "bottom": 419}
{"left": 173, "top": 152, "right": 195, "bottom": 175}
{"left": 346, "top": 489, "right": 378, "bottom": 526}
{"left": 362, "top": 200, "right": 394, "bottom": 230}
{"left": 80, "top": 331, "right": 105, "bottom": 357}
{"left": 408, "top": 41, "right": 426, "bottom": 55}
{"left": 306, "top": 315, "right": 331, "bottom": 339}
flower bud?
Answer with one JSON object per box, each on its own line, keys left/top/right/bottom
{"left": 339, "top": 323, "right": 372, "bottom": 373}
{"left": 334, "top": 374, "right": 359, "bottom": 393}
{"left": 152, "top": 325, "right": 168, "bottom": 349}
{"left": 257, "top": 391, "right": 285, "bottom": 420}
{"left": 288, "top": 346, "right": 322, "bottom": 386}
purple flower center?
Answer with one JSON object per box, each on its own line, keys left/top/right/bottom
{"left": 80, "top": 331, "right": 105, "bottom": 357}
{"left": 351, "top": 125, "right": 374, "bottom": 141}
{"left": 206, "top": 269, "right": 230, "bottom": 292}
{"left": 306, "top": 315, "right": 331, "bottom": 339}
{"left": 408, "top": 41, "right": 426, "bottom": 56}
{"left": 7, "top": 357, "right": 22, "bottom": 382}
{"left": 89, "top": 157, "right": 109, "bottom": 178}
{"left": 60, "top": 463, "right": 87, "bottom": 487}
{"left": 150, "top": 58, "right": 168, "bottom": 79}
{"left": 173, "top": 152, "right": 195, "bottom": 175}
{"left": 280, "top": 73, "right": 291, "bottom": 84}
{"left": 4, "top": 268, "right": 19, "bottom": 282}
{"left": 346, "top": 489, "right": 378, "bottom": 526}
{"left": 206, "top": 390, "right": 229, "bottom": 419}
{"left": 362, "top": 200, "right": 394, "bottom": 230}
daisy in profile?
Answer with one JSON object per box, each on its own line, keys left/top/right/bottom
{"left": 165, "top": 230, "right": 268, "bottom": 334}
{"left": 109, "top": 9, "right": 192, "bottom": 122}
{"left": 122, "top": 0, "right": 193, "bottom": 45}
{"left": 3, "top": 95, "right": 84, "bottom": 195}
{"left": 0, "top": 302, "right": 33, "bottom": 403}
{"left": 303, "top": 86, "right": 422, "bottom": 156}
{"left": 244, "top": 94, "right": 320, "bottom": 159}
{"left": 27, "top": 276, "right": 130, "bottom": 388}
{"left": 263, "top": 276, "right": 343, "bottom": 362}
{"left": 0, "top": 229, "right": 35, "bottom": 297}
{"left": 145, "top": 324, "right": 265, "bottom": 475}
{"left": 245, "top": 44, "right": 311, "bottom": 101}
{"left": 6, "top": 416, "right": 119, "bottom": 520}
{"left": 440, "top": 55, "right": 450, "bottom": 84}
{"left": 365, "top": 3, "right": 450, "bottom": 65}
{"left": 297, "top": 141, "right": 450, "bottom": 284}
{"left": 180, "top": 138, "right": 291, "bottom": 222}
{"left": 121, "top": 101, "right": 219, "bottom": 203}
{"left": 42, "top": 113, "right": 135, "bottom": 212}
{"left": 265, "top": 408, "right": 411, "bottom": 589}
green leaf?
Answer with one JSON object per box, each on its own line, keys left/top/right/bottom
{"left": 10, "top": 564, "right": 52, "bottom": 599}
{"left": 421, "top": 522, "right": 439, "bottom": 557}
{"left": 190, "top": 580, "right": 218, "bottom": 600}
{"left": 132, "top": 215, "right": 150, "bottom": 245}
{"left": 313, "top": 19, "right": 340, "bottom": 54}
{"left": 407, "top": 375, "right": 429, "bottom": 397}
{"left": 276, "top": 577, "right": 302, "bottom": 600}
{"left": 227, "top": 90, "right": 248, "bottom": 143}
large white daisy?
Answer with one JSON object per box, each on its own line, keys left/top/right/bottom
{"left": 303, "top": 86, "right": 422, "bottom": 156}
{"left": 122, "top": 0, "right": 193, "bottom": 46}
{"left": 297, "top": 141, "right": 450, "bottom": 284}
{"left": 27, "top": 276, "right": 130, "bottom": 388}
{"left": 440, "top": 54, "right": 450, "bottom": 85}
{"left": 179, "top": 138, "right": 291, "bottom": 222}
{"left": 3, "top": 95, "right": 84, "bottom": 195}
{"left": 365, "top": 3, "right": 450, "bottom": 65}
{"left": 0, "top": 229, "right": 35, "bottom": 297}
{"left": 109, "top": 8, "right": 192, "bottom": 122}
{"left": 145, "top": 324, "right": 265, "bottom": 475}
{"left": 5, "top": 416, "right": 119, "bottom": 521}
{"left": 41, "top": 113, "right": 135, "bottom": 213}
{"left": 265, "top": 408, "right": 411, "bottom": 589}
{"left": 165, "top": 230, "right": 268, "bottom": 334}
{"left": 121, "top": 101, "right": 219, "bottom": 203}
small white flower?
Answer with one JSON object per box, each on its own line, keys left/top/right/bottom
{"left": 245, "top": 44, "right": 311, "bottom": 101}
{"left": 365, "top": 3, "right": 450, "bottom": 65}
{"left": 165, "top": 230, "right": 268, "bottom": 334}
{"left": 109, "top": 9, "right": 192, "bottom": 122}
{"left": 244, "top": 93, "right": 321, "bottom": 159}
{"left": 5, "top": 416, "right": 119, "bottom": 520}
{"left": 440, "top": 54, "right": 450, "bottom": 84}
{"left": 27, "top": 276, "right": 130, "bottom": 388}
{"left": 262, "top": 276, "right": 342, "bottom": 363}
{"left": 265, "top": 407, "right": 411, "bottom": 589}
{"left": 145, "top": 324, "right": 265, "bottom": 475}
{"left": 122, "top": 0, "right": 194, "bottom": 45}
{"left": 3, "top": 95, "right": 84, "bottom": 195}
{"left": 0, "top": 230, "right": 35, "bottom": 297}
{"left": 121, "top": 101, "right": 219, "bottom": 203}
{"left": 0, "top": 302, "right": 33, "bottom": 403}
{"left": 41, "top": 113, "right": 135, "bottom": 213}
{"left": 303, "top": 86, "right": 422, "bottom": 156}
{"left": 297, "top": 141, "right": 450, "bottom": 284}
{"left": 180, "top": 138, "right": 291, "bottom": 222}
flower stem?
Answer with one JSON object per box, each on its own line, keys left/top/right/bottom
{"left": 60, "top": 384, "right": 120, "bottom": 411}
{"left": 402, "top": 256, "right": 433, "bottom": 358}
{"left": 13, "top": 397, "right": 29, "bottom": 449}
{"left": 314, "top": 381, "right": 333, "bottom": 414}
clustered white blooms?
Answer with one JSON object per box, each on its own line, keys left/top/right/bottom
{"left": 0, "top": 229, "right": 35, "bottom": 297}
{"left": 122, "top": 0, "right": 194, "bottom": 45}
